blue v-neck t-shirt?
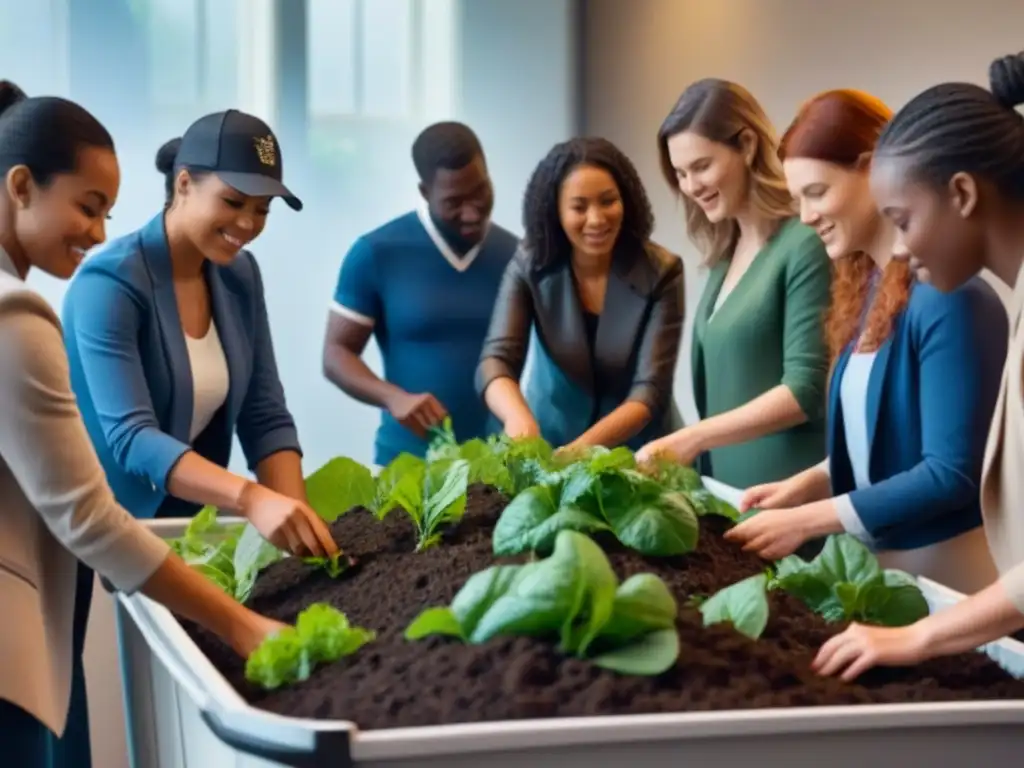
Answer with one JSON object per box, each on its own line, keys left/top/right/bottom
{"left": 332, "top": 208, "right": 518, "bottom": 464}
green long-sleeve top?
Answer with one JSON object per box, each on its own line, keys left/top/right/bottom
{"left": 691, "top": 217, "right": 831, "bottom": 489}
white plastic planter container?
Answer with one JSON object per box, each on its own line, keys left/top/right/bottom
{"left": 113, "top": 479, "right": 1024, "bottom": 768}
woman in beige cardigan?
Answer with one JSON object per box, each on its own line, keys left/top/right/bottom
{"left": 814, "top": 52, "right": 1024, "bottom": 681}
{"left": 0, "top": 84, "right": 335, "bottom": 765}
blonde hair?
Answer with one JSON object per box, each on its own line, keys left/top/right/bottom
{"left": 658, "top": 79, "right": 795, "bottom": 265}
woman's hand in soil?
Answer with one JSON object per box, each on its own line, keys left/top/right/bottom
{"left": 240, "top": 483, "right": 340, "bottom": 558}
{"left": 635, "top": 424, "right": 709, "bottom": 466}
{"left": 812, "top": 622, "right": 930, "bottom": 681}
{"left": 724, "top": 500, "right": 841, "bottom": 560}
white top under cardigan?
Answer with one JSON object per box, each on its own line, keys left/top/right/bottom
{"left": 185, "top": 323, "right": 230, "bottom": 442}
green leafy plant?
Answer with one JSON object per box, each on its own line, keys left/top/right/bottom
{"left": 772, "top": 535, "right": 930, "bottom": 626}
{"left": 493, "top": 463, "right": 700, "bottom": 558}
{"left": 699, "top": 534, "right": 930, "bottom": 640}
{"left": 405, "top": 530, "right": 680, "bottom": 676}
{"left": 371, "top": 455, "right": 472, "bottom": 550}
{"left": 245, "top": 604, "right": 375, "bottom": 690}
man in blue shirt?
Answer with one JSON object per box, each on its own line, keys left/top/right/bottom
{"left": 323, "top": 122, "right": 519, "bottom": 464}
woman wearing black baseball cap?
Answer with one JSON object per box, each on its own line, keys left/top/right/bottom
{"left": 61, "top": 108, "right": 336, "bottom": 543}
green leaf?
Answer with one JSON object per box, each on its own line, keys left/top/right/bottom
{"left": 244, "top": 627, "right": 306, "bottom": 689}
{"left": 863, "top": 570, "right": 930, "bottom": 627}
{"left": 192, "top": 562, "right": 235, "bottom": 594}
{"left": 457, "top": 438, "right": 513, "bottom": 493}
{"left": 449, "top": 565, "right": 525, "bottom": 637}
{"left": 419, "top": 458, "right": 471, "bottom": 549}
{"left": 815, "top": 534, "right": 882, "bottom": 586}
{"left": 492, "top": 484, "right": 610, "bottom": 556}
{"left": 699, "top": 573, "right": 770, "bottom": 640}
{"left": 687, "top": 488, "right": 740, "bottom": 522}
{"left": 233, "top": 523, "right": 284, "bottom": 603}
{"left": 373, "top": 453, "right": 425, "bottom": 519}
{"left": 404, "top": 607, "right": 465, "bottom": 640}
{"left": 302, "top": 551, "right": 352, "bottom": 578}
{"left": 590, "top": 628, "right": 680, "bottom": 676}
{"left": 305, "top": 457, "right": 377, "bottom": 522}
{"left": 598, "top": 573, "right": 678, "bottom": 645}
{"left": 472, "top": 532, "right": 617, "bottom": 655}
{"left": 598, "top": 473, "right": 699, "bottom": 556}
{"left": 640, "top": 457, "right": 703, "bottom": 492}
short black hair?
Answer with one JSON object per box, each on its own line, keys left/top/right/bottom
{"left": 411, "top": 121, "right": 484, "bottom": 185}
{"left": 875, "top": 51, "right": 1024, "bottom": 200}
{"left": 522, "top": 136, "right": 655, "bottom": 271}
{"left": 155, "top": 136, "right": 213, "bottom": 205}
{"left": 0, "top": 80, "right": 114, "bottom": 185}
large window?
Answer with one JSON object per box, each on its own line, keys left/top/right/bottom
{"left": 138, "top": 0, "right": 241, "bottom": 117}
{"left": 307, "top": 0, "right": 456, "bottom": 120}
{"left": 304, "top": 0, "right": 458, "bottom": 183}
{"left": 0, "top": 1, "right": 70, "bottom": 95}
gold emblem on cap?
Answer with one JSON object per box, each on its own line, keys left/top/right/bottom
{"left": 254, "top": 134, "right": 276, "bottom": 166}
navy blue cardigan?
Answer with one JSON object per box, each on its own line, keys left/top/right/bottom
{"left": 828, "top": 276, "right": 1007, "bottom": 551}
{"left": 62, "top": 214, "right": 301, "bottom": 519}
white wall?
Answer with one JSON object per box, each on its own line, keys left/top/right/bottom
{"left": 583, "top": 0, "right": 1024, "bottom": 424}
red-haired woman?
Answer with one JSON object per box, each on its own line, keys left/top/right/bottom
{"left": 724, "top": 90, "right": 1007, "bottom": 595}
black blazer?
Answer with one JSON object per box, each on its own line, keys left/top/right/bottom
{"left": 476, "top": 241, "right": 685, "bottom": 448}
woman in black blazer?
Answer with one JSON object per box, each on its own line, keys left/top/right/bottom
{"left": 476, "top": 137, "right": 685, "bottom": 450}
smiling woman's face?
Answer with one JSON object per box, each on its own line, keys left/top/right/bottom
{"left": 8, "top": 144, "right": 120, "bottom": 279}
{"left": 558, "top": 163, "right": 624, "bottom": 263}
{"left": 173, "top": 171, "right": 273, "bottom": 265}
{"left": 665, "top": 130, "right": 750, "bottom": 223}
{"left": 784, "top": 156, "right": 878, "bottom": 260}
{"left": 869, "top": 154, "right": 987, "bottom": 292}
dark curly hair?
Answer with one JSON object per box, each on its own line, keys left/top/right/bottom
{"left": 522, "top": 137, "right": 655, "bottom": 271}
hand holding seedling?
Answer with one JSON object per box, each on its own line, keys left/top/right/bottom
{"left": 386, "top": 390, "right": 448, "bottom": 437}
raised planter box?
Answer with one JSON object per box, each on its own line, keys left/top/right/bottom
{"left": 113, "top": 477, "right": 1024, "bottom": 768}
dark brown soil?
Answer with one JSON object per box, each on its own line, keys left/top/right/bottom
{"left": 182, "top": 485, "right": 1024, "bottom": 730}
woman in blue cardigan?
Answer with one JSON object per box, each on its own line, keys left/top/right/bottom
{"left": 725, "top": 90, "right": 1007, "bottom": 595}
{"left": 63, "top": 109, "right": 337, "bottom": 548}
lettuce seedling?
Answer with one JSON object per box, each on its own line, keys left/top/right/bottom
{"left": 699, "top": 534, "right": 930, "bottom": 640}
{"left": 245, "top": 604, "right": 375, "bottom": 690}
{"left": 406, "top": 530, "right": 680, "bottom": 676}
{"left": 374, "top": 455, "right": 472, "bottom": 550}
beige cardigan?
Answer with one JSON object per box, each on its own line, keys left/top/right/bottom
{"left": 0, "top": 249, "right": 169, "bottom": 736}
{"left": 980, "top": 260, "right": 1024, "bottom": 611}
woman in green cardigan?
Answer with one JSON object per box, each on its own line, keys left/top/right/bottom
{"left": 637, "top": 79, "right": 832, "bottom": 488}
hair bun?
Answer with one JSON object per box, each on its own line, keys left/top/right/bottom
{"left": 0, "top": 80, "right": 27, "bottom": 117}
{"left": 155, "top": 137, "right": 182, "bottom": 175}
{"left": 990, "top": 51, "right": 1024, "bottom": 111}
